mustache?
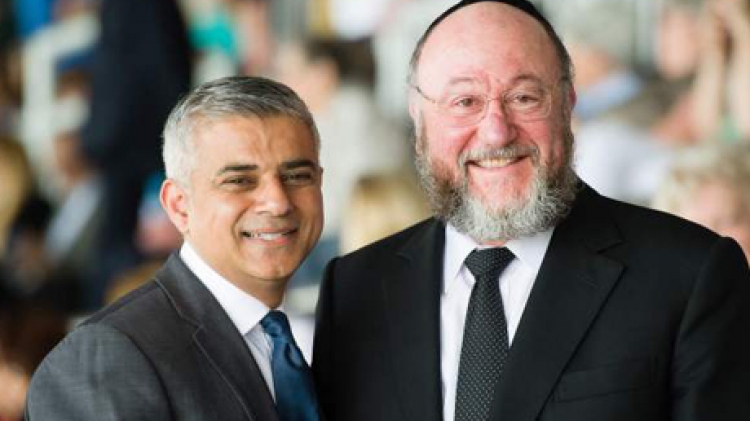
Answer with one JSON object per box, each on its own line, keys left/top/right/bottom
{"left": 459, "top": 143, "right": 540, "bottom": 166}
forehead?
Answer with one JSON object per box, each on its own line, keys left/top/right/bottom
{"left": 191, "top": 115, "right": 317, "bottom": 167}
{"left": 417, "top": 3, "right": 559, "bottom": 89}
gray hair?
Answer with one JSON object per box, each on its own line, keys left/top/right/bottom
{"left": 552, "top": 0, "right": 636, "bottom": 65}
{"left": 654, "top": 143, "right": 750, "bottom": 215}
{"left": 407, "top": 0, "right": 575, "bottom": 89}
{"left": 162, "top": 76, "right": 320, "bottom": 185}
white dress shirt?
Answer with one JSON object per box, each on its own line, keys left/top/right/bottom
{"left": 440, "top": 224, "right": 554, "bottom": 421}
{"left": 180, "top": 242, "right": 277, "bottom": 399}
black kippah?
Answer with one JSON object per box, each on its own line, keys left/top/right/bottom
{"left": 425, "top": 0, "right": 551, "bottom": 35}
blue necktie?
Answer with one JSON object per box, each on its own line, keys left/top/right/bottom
{"left": 261, "top": 310, "right": 320, "bottom": 421}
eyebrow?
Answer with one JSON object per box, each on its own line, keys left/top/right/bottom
{"left": 216, "top": 164, "right": 258, "bottom": 177}
{"left": 215, "top": 159, "right": 318, "bottom": 177}
{"left": 281, "top": 159, "right": 318, "bottom": 170}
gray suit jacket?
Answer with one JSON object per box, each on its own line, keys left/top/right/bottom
{"left": 26, "top": 254, "right": 280, "bottom": 421}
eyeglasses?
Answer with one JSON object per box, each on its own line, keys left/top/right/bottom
{"left": 412, "top": 81, "right": 555, "bottom": 127}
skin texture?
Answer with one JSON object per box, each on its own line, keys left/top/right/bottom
{"left": 410, "top": 2, "right": 577, "bottom": 246}
{"left": 161, "top": 115, "right": 323, "bottom": 308}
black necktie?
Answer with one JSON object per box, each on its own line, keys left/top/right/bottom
{"left": 261, "top": 310, "right": 320, "bottom": 421}
{"left": 455, "top": 248, "right": 515, "bottom": 421}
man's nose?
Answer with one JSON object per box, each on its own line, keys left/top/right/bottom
{"left": 255, "top": 178, "right": 293, "bottom": 216}
{"left": 477, "top": 98, "right": 517, "bottom": 145}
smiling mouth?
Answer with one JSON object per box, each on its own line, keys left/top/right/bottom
{"left": 469, "top": 156, "right": 524, "bottom": 169}
{"left": 463, "top": 143, "right": 537, "bottom": 170}
{"left": 241, "top": 229, "right": 297, "bottom": 241}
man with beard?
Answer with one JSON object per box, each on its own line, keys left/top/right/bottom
{"left": 312, "top": 1, "right": 750, "bottom": 421}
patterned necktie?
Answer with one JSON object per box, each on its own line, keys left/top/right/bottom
{"left": 261, "top": 310, "right": 320, "bottom": 421}
{"left": 455, "top": 247, "right": 515, "bottom": 421}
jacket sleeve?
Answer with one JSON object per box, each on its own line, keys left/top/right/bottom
{"left": 25, "top": 324, "right": 171, "bottom": 420}
{"left": 671, "top": 237, "right": 750, "bottom": 420}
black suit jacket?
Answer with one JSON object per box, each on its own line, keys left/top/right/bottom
{"left": 313, "top": 186, "right": 750, "bottom": 421}
{"left": 26, "top": 255, "right": 280, "bottom": 421}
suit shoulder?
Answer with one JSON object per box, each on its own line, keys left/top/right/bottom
{"left": 85, "top": 279, "right": 161, "bottom": 319}
{"left": 27, "top": 322, "right": 171, "bottom": 420}
{"left": 80, "top": 278, "right": 176, "bottom": 339}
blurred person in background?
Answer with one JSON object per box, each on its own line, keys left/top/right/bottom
{"left": 275, "top": 37, "right": 410, "bottom": 301}
{"left": 313, "top": 1, "right": 750, "bottom": 420}
{"left": 554, "top": 0, "right": 674, "bottom": 206}
{"left": 651, "top": 0, "right": 704, "bottom": 145}
{"left": 0, "top": 0, "right": 21, "bottom": 137}
{"left": 339, "top": 172, "right": 429, "bottom": 254}
{"left": 26, "top": 76, "right": 324, "bottom": 421}
{"left": 0, "top": 137, "right": 33, "bottom": 258}
{"left": 652, "top": 0, "right": 750, "bottom": 145}
{"left": 689, "top": 0, "right": 750, "bottom": 143}
{"left": 231, "top": 0, "right": 273, "bottom": 75}
{"left": 104, "top": 172, "right": 182, "bottom": 305}
{"left": 309, "top": 0, "right": 457, "bottom": 126}
{"left": 0, "top": 136, "right": 80, "bottom": 312}
{"left": 0, "top": 2, "right": 24, "bottom": 215}
{"left": 3, "top": 196, "right": 53, "bottom": 304}
{"left": 286, "top": 170, "right": 429, "bottom": 312}
{"left": 0, "top": 290, "right": 67, "bottom": 421}
{"left": 371, "top": 0, "right": 456, "bottom": 125}
{"left": 654, "top": 142, "right": 750, "bottom": 259}
{"left": 79, "top": 0, "right": 191, "bottom": 310}
{"left": 41, "top": 66, "right": 102, "bottom": 314}
{"left": 16, "top": 0, "right": 97, "bottom": 202}
{"left": 2, "top": 187, "right": 82, "bottom": 314}
{"left": 181, "top": 0, "right": 273, "bottom": 82}
{"left": 549, "top": 0, "right": 669, "bottom": 128}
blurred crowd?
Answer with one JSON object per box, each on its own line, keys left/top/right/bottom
{"left": 1, "top": 0, "right": 750, "bottom": 419}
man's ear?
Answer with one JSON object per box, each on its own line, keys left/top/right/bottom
{"left": 408, "top": 94, "right": 424, "bottom": 155}
{"left": 160, "top": 178, "right": 190, "bottom": 235}
{"left": 408, "top": 91, "right": 420, "bottom": 123}
{"left": 566, "top": 83, "right": 577, "bottom": 112}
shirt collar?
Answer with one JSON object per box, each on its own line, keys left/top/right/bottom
{"left": 180, "top": 242, "right": 270, "bottom": 336}
{"left": 443, "top": 223, "right": 555, "bottom": 295}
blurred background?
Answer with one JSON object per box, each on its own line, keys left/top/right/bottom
{"left": 2, "top": 0, "right": 750, "bottom": 418}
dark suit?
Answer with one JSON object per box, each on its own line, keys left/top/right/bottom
{"left": 313, "top": 186, "right": 750, "bottom": 421}
{"left": 26, "top": 255, "right": 280, "bottom": 421}
{"left": 80, "top": 0, "right": 192, "bottom": 307}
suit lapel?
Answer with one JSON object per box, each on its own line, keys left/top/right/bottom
{"left": 382, "top": 220, "right": 445, "bottom": 421}
{"left": 492, "top": 187, "right": 625, "bottom": 421}
{"left": 155, "top": 255, "right": 280, "bottom": 421}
